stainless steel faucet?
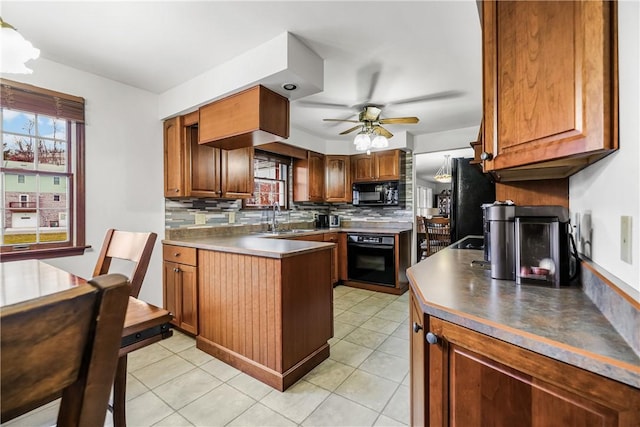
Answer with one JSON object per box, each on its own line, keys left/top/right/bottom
{"left": 271, "top": 201, "right": 280, "bottom": 231}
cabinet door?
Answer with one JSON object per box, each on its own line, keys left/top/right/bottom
{"left": 308, "top": 151, "right": 325, "bottom": 201}
{"left": 190, "top": 128, "right": 221, "bottom": 198}
{"left": 163, "top": 261, "right": 181, "bottom": 329}
{"left": 375, "top": 150, "right": 400, "bottom": 180}
{"left": 338, "top": 233, "right": 348, "bottom": 282}
{"left": 409, "top": 293, "right": 427, "bottom": 427}
{"left": 324, "top": 155, "right": 351, "bottom": 202}
{"left": 427, "top": 316, "right": 640, "bottom": 426}
{"left": 221, "top": 147, "right": 254, "bottom": 198}
{"left": 163, "top": 117, "right": 187, "bottom": 197}
{"left": 177, "top": 263, "right": 198, "bottom": 335}
{"left": 351, "top": 154, "right": 374, "bottom": 182}
{"left": 482, "top": 0, "right": 617, "bottom": 176}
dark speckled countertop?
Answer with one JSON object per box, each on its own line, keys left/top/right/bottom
{"left": 407, "top": 242, "right": 640, "bottom": 389}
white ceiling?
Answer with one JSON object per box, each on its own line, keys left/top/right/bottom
{"left": 2, "top": 0, "right": 483, "bottom": 178}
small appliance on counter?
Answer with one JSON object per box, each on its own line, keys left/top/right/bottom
{"left": 329, "top": 215, "right": 340, "bottom": 228}
{"left": 315, "top": 214, "right": 329, "bottom": 229}
{"left": 484, "top": 202, "right": 579, "bottom": 287}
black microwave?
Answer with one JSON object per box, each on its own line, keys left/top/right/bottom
{"left": 352, "top": 181, "right": 400, "bottom": 206}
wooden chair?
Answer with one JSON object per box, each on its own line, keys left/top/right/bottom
{"left": 93, "top": 228, "right": 157, "bottom": 427}
{"left": 423, "top": 217, "right": 451, "bottom": 258}
{"left": 1, "top": 274, "right": 131, "bottom": 426}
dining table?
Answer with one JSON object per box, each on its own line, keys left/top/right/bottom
{"left": 0, "top": 259, "right": 173, "bottom": 427}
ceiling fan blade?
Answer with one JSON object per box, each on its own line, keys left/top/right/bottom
{"left": 296, "top": 100, "right": 352, "bottom": 109}
{"left": 386, "top": 90, "right": 464, "bottom": 106}
{"left": 340, "top": 125, "right": 363, "bottom": 135}
{"left": 323, "top": 118, "right": 360, "bottom": 123}
{"left": 379, "top": 117, "right": 420, "bottom": 124}
{"left": 373, "top": 125, "right": 393, "bottom": 139}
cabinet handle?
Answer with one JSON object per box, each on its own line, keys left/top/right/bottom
{"left": 174, "top": 253, "right": 180, "bottom": 257}
{"left": 426, "top": 332, "right": 439, "bottom": 345}
{"left": 480, "top": 152, "right": 493, "bottom": 161}
{"left": 412, "top": 322, "right": 423, "bottom": 333}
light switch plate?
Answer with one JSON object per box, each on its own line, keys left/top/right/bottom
{"left": 228, "top": 212, "right": 235, "bottom": 224}
{"left": 195, "top": 213, "right": 206, "bottom": 225}
{"left": 621, "top": 216, "right": 632, "bottom": 264}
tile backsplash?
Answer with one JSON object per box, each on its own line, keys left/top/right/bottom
{"left": 165, "top": 151, "right": 414, "bottom": 231}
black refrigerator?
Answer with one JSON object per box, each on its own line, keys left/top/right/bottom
{"left": 450, "top": 157, "right": 496, "bottom": 243}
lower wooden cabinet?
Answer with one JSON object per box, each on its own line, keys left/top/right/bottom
{"left": 163, "top": 245, "right": 198, "bottom": 335}
{"left": 410, "top": 291, "right": 640, "bottom": 426}
{"left": 323, "top": 232, "right": 339, "bottom": 285}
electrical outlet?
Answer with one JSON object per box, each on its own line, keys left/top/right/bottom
{"left": 621, "top": 216, "right": 632, "bottom": 264}
{"left": 228, "top": 212, "right": 235, "bottom": 224}
{"left": 195, "top": 213, "right": 206, "bottom": 225}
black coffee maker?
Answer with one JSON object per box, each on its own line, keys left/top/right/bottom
{"left": 315, "top": 214, "right": 329, "bottom": 229}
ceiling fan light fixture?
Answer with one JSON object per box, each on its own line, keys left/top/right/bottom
{"left": 434, "top": 155, "right": 452, "bottom": 183}
{"left": 371, "top": 134, "right": 388, "bottom": 149}
{"left": 354, "top": 131, "right": 371, "bottom": 151}
{"left": 0, "top": 18, "right": 40, "bottom": 74}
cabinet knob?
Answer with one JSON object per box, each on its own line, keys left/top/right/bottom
{"left": 426, "top": 332, "right": 439, "bottom": 345}
{"left": 174, "top": 188, "right": 179, "bottom": 193}
{"left": 174, "top": 253, "right": 180, "bottom": 257}
{"left": 173, "top": 267, "right": 179, "bottom": 273}
{"left": 412, "top": 322, "right": 423, "bottom": 333}
{"left": 480, "top": 152, "right": 493, "bottom": 161}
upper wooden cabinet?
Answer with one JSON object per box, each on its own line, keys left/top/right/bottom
{"left": 164, "top": 116, "right": 187, "bottom": 197}
{"left": 293, "top": 151, "right": 325, "bottom": 202}
{"left": 163, "top": 116, "right": 254, "bottom": 199}
{"left": 198, "top": 85, "right": 289, "bottom": 150}
{"left": 324, "top": 155, "right": 351, "bottom": 203}
{"left": 481, "top": 0, "right": 618, "bottom": 181}
{"left": 351, "top": 149, "right": 401, "bottom": 183}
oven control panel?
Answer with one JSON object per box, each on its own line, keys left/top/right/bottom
{"left": 348, "top": 234, "right": 395, "bottom": 246}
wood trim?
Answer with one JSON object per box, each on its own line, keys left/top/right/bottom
{"left": 495, "top": 179, "right": 569, "bottom": 207}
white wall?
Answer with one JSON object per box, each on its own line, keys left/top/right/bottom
{"left": 570, "top": 1, "right": 639, "bottom": 295}
{"left": 3, "top": 59, "right": 165, "bottom": 306}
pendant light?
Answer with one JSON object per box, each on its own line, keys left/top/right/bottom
{"left": 434, "top": 155, "right": 452, "bottom": 183}
{"left": 0, "top": 18, "right": 40, "bottom": 74}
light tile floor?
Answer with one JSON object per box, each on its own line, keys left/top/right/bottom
{"left": 4, "top": 285, "right": 410, "bottom": 427}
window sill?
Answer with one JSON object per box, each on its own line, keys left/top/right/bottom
{"left": 0, "top": 245, "right": 91, "bottom": 262}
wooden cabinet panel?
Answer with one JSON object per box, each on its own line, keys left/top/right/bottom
{"left": 482, "top": 0, "right": 618, "bottom": 181}
{"left": 324, "top": 155, "right": 351, "bottom": 203}
{"left": 163, "top": 245, "right": 198, "bottom": 335}
{"left": 189, "top": 129, "right": 221, "bottom": 198}
{"left": 375, "top": 150, "right": 400, "bottom": 181}
{"left": 323, "top": 232, "right": 339, "bottom": 285}
{"left": 198, "top": 85, "right": 289, "bottom": 150}
{"left": 410, "top": 306, "right": 640, "bottom": 427}
{"left": 221, "top": 147, "right": 254, "bottom": 198}
{"left": 351, "top": 150, "right": 400, "bottom": 182}
{"left": 163, "top": 116, "right": 187, "bottom": 197}
{"left": 293, "top": 151, "right": 325, "bottom": 202}
{"left": 338, "top": 233, "right": 348, "bottom": 282}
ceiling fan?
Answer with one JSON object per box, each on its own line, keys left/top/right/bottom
{"left": 323, "top": 105, "right": 419, "bottom": 140}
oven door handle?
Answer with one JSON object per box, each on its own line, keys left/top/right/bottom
{"left": 348, "top": 243, "right": 394, "bottom": 250}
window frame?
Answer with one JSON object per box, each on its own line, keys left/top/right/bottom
{"left": 243, "top": 150, "right": 291, "bottom": 210}
{"left": 1, "top": 79, "right": 87, "bottom": 261}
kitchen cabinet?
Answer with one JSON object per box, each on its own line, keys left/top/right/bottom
{"left": 163, "top": 116, "right": 254, "bottom": 199}
{"left": 324, "top": 155, "right": 351, "bottom": 203}
{"left": 163, "top": 245, "right": 198, "bottom": 335}
{"left": 323, "top": 232, "right": 339, "bottom": 285}
{"left": 351, "top": 149, "right": 401, "bottom": 182}
{"left": 293, "top": 151, "right": 325, "bottom": 202}
{"left": 198, "top": 85, "right": 289, "bottom": 150}
{"left": 163, "top": 116, "right": 187, "bottom": 197}
{"left": 481, "top": 0, "right": 618, "bottom": 181}
{"left": 409, "top": 291, "right": 640, "bottom": 426}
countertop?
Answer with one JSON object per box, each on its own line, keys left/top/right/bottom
{"left": 163, "top": 227, "right": 412, "bottom": 259}
{"left": 406, "top": 242, "right": 640, "bottom": 389}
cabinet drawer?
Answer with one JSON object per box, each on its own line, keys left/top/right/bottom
{"left": 163, "top": 245, "right": 197, "bottom": 265}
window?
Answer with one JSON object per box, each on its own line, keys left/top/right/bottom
{"left": 1, "top": 79, "right": 86, "bottom": 260}
{"left": 244, "top": 150, "right": 290, "bottom": 209}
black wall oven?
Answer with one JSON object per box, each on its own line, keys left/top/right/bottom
{"left": 347, "top": 234, "right": 395, "bottom": 287}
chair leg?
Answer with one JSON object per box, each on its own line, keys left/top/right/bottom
{"left": 113, "top": 355, "right": 127, "bottom": 427}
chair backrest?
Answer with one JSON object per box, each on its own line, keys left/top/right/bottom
{"left": 424, "top": 217, "right": 451, "bottom": 257}
{"left": 93, "top": 229, "right": 157, "bottom": 298}
{"left": 1, "top": 273, "right": 131, "bottom": 426}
